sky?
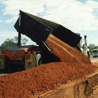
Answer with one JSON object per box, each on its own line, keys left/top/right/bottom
{"left": 0, "top": 0, "right": 98, "bottom": 46}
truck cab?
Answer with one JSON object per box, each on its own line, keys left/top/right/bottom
{"left": 92, "top": 49, "right": 98, "bottom": 58}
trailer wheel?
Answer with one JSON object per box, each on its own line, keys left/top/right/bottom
{"left": 36, "top": 53, "right": 41, "bottom": 66}
{"left": 38, "top": 59, "right": 42, "bottom": 65}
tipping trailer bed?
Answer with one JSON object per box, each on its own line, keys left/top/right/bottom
{"left": 14, "top": 10, "right": 81, "bottom": 50}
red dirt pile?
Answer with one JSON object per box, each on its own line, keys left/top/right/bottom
{"left": 0, "top": 35, "right": 96, "bottom": 98}
{"left": 46, "top": 35, "right": 91, "bottom": 64}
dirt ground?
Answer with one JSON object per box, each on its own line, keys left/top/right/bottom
{"left": 91, "top": 59, "right": 98, "bottom": 67}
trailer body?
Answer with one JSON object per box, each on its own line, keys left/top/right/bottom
{"left": 15, "top": 11, "right": 81, "bottom": 48}
{"left": 0, "top": 10, "right": 81, "bottom": 70}
{"left": 0, "top": 45, "right": 42, "bottom": 70}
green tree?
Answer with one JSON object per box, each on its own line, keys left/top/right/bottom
{"left": 12, "top": 37, "right": 28, "bottom": 45}
{"left": 21, "top": 38, "right": 28, "bottom": 45}
{"left": 88, "top": 44, "right": 95, "bottom": 48}
{"left": 0, "top": 38, "right": 17, "bottom": 52}
{"left": 88, "top": 44, "right": 98, "bottom": 55}
{"left": 0, "top": 37, "right": 28, "bottom": 52}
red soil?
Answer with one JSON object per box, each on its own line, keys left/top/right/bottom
{"left": 0, "top": 35, "right": 96, "bottom": 98}
{"left": 46, "top": 35, "right": 91, "bottom": 64}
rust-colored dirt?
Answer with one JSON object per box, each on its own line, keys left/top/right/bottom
{"left": 0, "top": 35, "right": 97, "bottom": 98}
{"left": 46, "top": 35, "right": 91, "bottom": 64}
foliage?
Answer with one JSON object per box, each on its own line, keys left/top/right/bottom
{"left": 13, "top": 37, "right": 28, "bottom": 45}
{"left": 0, "top": 37, "right": 28, "bottom": 52}
{"left": 88, "top": 44, "right": 95, "bottom": 48}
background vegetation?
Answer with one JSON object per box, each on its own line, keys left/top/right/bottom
{"left": 0, "top": 37, "right": 28, "bottom": 52}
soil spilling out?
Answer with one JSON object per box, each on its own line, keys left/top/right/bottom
{"left": 46, "top": 35, "right": 91, "bottom": 65}
{"left": 0, "top": 35, "right": 96, "bottom": 98}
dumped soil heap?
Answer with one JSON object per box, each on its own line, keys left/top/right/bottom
{"left": 0, "top": 35, "right": 97, "bottom": 98}
{"left": 46, "top": 35, "right": 91, "bottom": 64}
